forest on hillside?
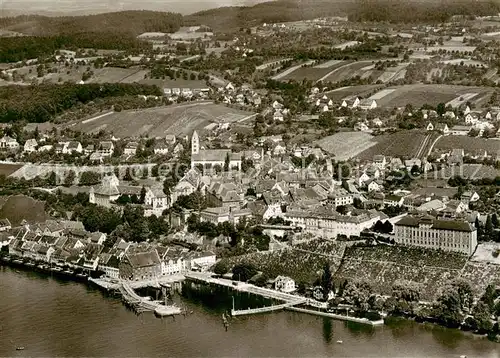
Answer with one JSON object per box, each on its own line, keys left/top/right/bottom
{"left": 0, "top": 33, "right": 151, "bottom": 63}
{"left": 0, "top": 11, "right": 183, "bottom": 36}
{"left": 0, "top": 83, "right": 162, "bottom": 123}
{"left": 348, "top": 0, "right": 500, "bottom": 23}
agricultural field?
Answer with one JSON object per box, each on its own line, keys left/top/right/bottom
{"left": 0, "top": 195, "right": 48, "bottom": 226}
{"left": 322, "top": 60, "right": 376, "bottom": 83}
{"left": 356, "top": 130, "right": 436, "bottom": 161}
{"left": 86, "top": 68, "right": 148, "bottom": 83}
{"left": 324, "top": 85, "right": 381, "bottom": 102}
{"left": 224, "top": 239, "right": 347, "bottom": 284}
{"left": 368, "top": 84, "right": 493, "bottom": 109}
{"left": 70, "top": 102, "right": 254, "bottom": 138}
{"left": 4, "top": 64, "right": 149, "bottom": 84}
{"left": 333, "top": 246, "right": 468, "bottom": 300}
{"left": 433, "top": 136, "right": 500, "bottom": 156}
{"left": 0, "top": 163, "right": 23, "bottom": 177}
{"left": 315, "top": 131, "right": 377, "bottom": 161}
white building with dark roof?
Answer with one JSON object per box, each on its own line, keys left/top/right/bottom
{"left": 394, "top": 214, "right": 477, "bottom": 255}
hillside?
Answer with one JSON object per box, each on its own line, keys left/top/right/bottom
{"left": 185, "top": 0, "right": 500, "bottom": 30}
{"left": 184, "top": 0, "right": 354, "bottom": 31}
{"left": 0, "top": 10, "right": 183, "bottom": 36}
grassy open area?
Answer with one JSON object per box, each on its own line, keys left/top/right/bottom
{"left": 71, "top": 102, "right": 254, "bottom": 138}
{"left": 0, "top": 194, "right": 48, "bottom": 226}
{"left": 0, "top": 163, "right": 23, "bottom": 177}
{"left": 315, "top": 131, "right": 377, "bottom": 161}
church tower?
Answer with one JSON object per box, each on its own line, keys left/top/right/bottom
{"left": 191, "top": 131, "right": 199, "bottom": 155}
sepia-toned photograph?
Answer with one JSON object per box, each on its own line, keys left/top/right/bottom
{"left": 0, "top": 0, "right": 499, "bottom": 357}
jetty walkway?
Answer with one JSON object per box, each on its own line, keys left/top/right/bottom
{"left": 118, "top": 282, "right": 181, "bottom": 316}
{"left": 185, "top": 272, "right": 306, "bottom": 316}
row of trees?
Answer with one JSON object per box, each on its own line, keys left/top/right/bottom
{"left": 0, "top": 83, "right": 162, "bottom": 123}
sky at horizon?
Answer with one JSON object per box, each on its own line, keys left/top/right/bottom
{"left": 0, "top": 0, "right": 269, "bottom": 15}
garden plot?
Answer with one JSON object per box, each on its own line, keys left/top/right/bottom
{"left": 315, "top": 131, "right": 377, "bottom": 160}
{"left": 314, "top": 59, "right": 343, "bottom": 69}
{"left": 376, "top": 63, "right": 409, "bottom": 83}
{"left": 368, "top": 88, "right": 396, "bottom": 100}
{"left": 446, "top": 93, "right": 479, "bottom": 108}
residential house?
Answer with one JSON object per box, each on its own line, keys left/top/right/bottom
{"left": 465, "top": 113, "right": 479, "bottom": 125}
{"left": 158, "top": 247, "right": 188, "bottom": 275}
{"left": 23, "top": 139, "right": 38, "bottom": 153}
{"left": 0, "top": 218, "right": 12, "bottom": 232}
{"left": 359, "top": 99, "right": 377, "bottom": 110}
{"left": 273, "top": 110, "right": 284, "bottom": 122}
{"left": 200, "top": 206, "right": 251, "bottom": 225}
{"left": 64, "top": 141, "right": 83, "bottom": 154}
{"left": 328, "top": 188, "right": 354, "bottom": 207}
{"left": 165, "top": 134, "right": 176, "bottom": 146}
{"left": 274, "top": 276, "right": 296, "bottom": 293}
{"left": 154, "top": 141, "right": 169, "bottom": 155}
{"left": 98, "top": 141, "right": 114, "bottom": 157}
{"left": 435, "top": 123, "right": 449, "bottom": 135}
{"left": 188, "top": 251, "right": 216, "bottom": 271}
{"left": 426, "top": 122, "right": 434, "bottom": 131}
{"left": 0, "top": 136, "right": 19, "bottom": 151}
{"left": 124, "top": 142, "right": 139, "bottom": 156}
{"left": 450, "top": 125, "right": 471, "bottom": 136}
{"left": 373, "top": 155, "right": 387, "bottom": 170}
{"left": 144, "top": 187, "right": 169, "bottom": 216}
{"left": 98, "top": 254, "right": 120, "bottom": 279}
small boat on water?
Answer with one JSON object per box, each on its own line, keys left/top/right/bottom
{"left": 16, "top": 347, "right": 25, "bottom": 351}
{"left": 336, "top": 340, "right": 343, "bottom": 344}
{"left": 26, "top": 262, "right": 35, "bottom": 267}
{"left": 12, "top": 259, "right": 23, "bottom": 265}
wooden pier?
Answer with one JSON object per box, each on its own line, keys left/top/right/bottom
{"left": 185, "top": 272, "right": 307, "bottom": 317}
{"left": 119, "top": 282, "right": 182, "bottom": 316}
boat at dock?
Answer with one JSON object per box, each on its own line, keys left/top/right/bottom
{"left": 12, "top": 259, "right": 23, "bottom": 265}
{"left": 25, "top": 262, "right": 35, "bottom": 267}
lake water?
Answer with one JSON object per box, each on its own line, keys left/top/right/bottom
{"left": 1, "top": 265, "right": 499, "bottom": 358}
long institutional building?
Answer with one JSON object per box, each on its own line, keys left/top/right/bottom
{"left": 394, "top": 215, "right": 477, "bottom": 255}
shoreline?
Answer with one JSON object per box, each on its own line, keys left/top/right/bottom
{"left": 1, "top": 257, "right": 498, "bottom": 342}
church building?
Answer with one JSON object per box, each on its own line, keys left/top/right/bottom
{"left": 190, "top": 131, "right": 242, "bottom": 170}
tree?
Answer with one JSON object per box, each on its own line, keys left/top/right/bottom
{"left": 436, "top": 102, "right": 446, "bottom": 116}
{"left": 80, "top": 171, "right": 101, "bottom": 186}
{"left": 213, "top": 259, "right": 230, "bottom": 275}
{"left": 139, "top": 186, "right": 147, "bottom": 204}
{"left": 223, "top": 152, "right": 230, "bottom": 172}
{"left": 232, "top": 262, "right": 258, "bottom": 282}
{"left": 485, "top": 214, "right": 493, "bottom": 237}
{"left": 472, "top": 302, "right": 493, "bottom": 333}
{"left": 64, "top": 170, "right": 76, "bottom": 187}
{"left": 492, "top": 213, "right": 499, "bottom": 228}
{"left": 321, "top": 263, "right": 333, "bottom": 300}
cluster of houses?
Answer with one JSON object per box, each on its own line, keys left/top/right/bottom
{"left": 216, "top": 81, "right": 263, "bottom": 108}
{"left": 426, "top": 105, "right": 500, "bottom": 137}
{"left": 0, "top": 219, "right": 216, "bottom": 280}
{"left": 310, "top": 88, "right": 379, "bottom": 112}
{"left": 0, "top": 133, "right": 185, "bottom": 164}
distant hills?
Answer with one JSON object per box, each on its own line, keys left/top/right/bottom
{"left": 0, "top": 0, "right": 499, "bottom": 38}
